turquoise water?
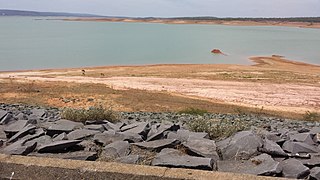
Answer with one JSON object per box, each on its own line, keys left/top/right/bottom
{"left": 0, "top": 17, "right": 320, "bottom": 71}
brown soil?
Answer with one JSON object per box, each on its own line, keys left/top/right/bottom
{"left": 0, "top": 56, "right": 319, "bottom": 120}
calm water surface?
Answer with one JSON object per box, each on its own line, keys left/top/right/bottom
{"left": 0, "top": 17, "right": 320, "bottom": 71}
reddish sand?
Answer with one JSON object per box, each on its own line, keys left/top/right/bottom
{"left": 0, "top": 73, "right": 319, "bottom": 114}
{"left": 1, "top": 56, "right": 319, "bottom": 115}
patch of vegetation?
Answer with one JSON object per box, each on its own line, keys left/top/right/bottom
{"left": 234, "top": 106, "right": 266, "bottom": 118}
{"left": 242, "top": 75, "right": 253, "bottom": 79}
{"left": 16, "top": 80, "right": 40, "bottom": 93}
{"left": 61, "top": 105, "right": 119, "bottom": 123}
{"left": 188, "top": 118, "right": 251, "bottom": 140}
{"left": 233, "top": 107, "right": 247, "bottom": 115}
{"left": 178, "top": 107, "right": 208, "bottom": 116}
{"left": 303, "top": 111, "right": 320, "bottom": 121}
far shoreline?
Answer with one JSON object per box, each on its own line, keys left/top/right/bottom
{"left": 0, "top": 55, "right": 319, "bottom": 73}
{"left": 61, "top": 17, "right": 320, "bottom": 29}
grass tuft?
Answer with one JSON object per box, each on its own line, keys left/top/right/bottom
{"left": 61, "top": 105, "right": 119, "bottom": 123}
{"left": 17, "top": 80, "right": 40, "bottom": 93}
{"left": 188, "top": 118, "right": 251, "bottom": 140}
{"left": 303, "top": 111, "right": 320, "bottom": 121}
{"left": 178, "top": 107, "right": 208, "bottom": 116}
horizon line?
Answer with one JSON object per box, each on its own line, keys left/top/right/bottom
{"left": 1, "top": 9, "right": 320, "bottom": 19}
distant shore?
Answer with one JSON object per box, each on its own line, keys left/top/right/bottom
{"left": 62, "top": 17, "right": 320, "bottom": 29}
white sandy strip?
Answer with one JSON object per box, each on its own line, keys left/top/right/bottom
{"left": 1, "top": 72, "right": 319, "bottom": 113}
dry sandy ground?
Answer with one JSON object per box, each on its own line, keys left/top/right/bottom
{"left": 0, "top": 56, "right": 319, "bottom": 115}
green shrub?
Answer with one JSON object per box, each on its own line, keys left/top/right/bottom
{"left": 178, "top": 107, "right": 208, "bottom": 116}
{"left": 303, "top": 111, "right": 320, "bottom": 121}
{"left": 188, "top": 118, "right": 250, "bottom": 140}
{"left": 61, "top": 105, "right": 119, "bottom": 123}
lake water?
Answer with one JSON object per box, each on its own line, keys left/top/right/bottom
{"left": 0, "top": 17, "right": 320, "bottom": 71}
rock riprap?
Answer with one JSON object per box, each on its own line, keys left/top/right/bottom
{"left": 1, "top": 103, "right": 320, "bottom": 179}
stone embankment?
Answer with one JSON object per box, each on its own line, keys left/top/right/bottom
{"left": 1, "top": 103, "right": 320, "bottom": 179}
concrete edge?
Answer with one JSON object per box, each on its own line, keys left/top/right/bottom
{"left": 0, "top": 154, "right": 282, "bottom": 180}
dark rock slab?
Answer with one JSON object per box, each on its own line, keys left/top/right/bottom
{"left": 4, "top": 120, "right": 28, "bottom": 134}
{"left": 167, "top": 129, "right": 209, "bottom": 142}
{"left": 217, "top": 131, "right": 263, "bottom": 160}
{"left": 217, "top": 154, "right": 281, "bottom": 176}
{"left": 0, "top": 126, "right": 6, "bottom": 140}
{"left": 27, "top": 114, "right": 40, "bottom": 123}
{"left": 67, "top": 129, "right": 100, "bottom": 140}
{"left": 0, "top": 113, "right": 13, "bottom": 125}
{"left": 258, "top": 139, "right": 287, "bottom": 157}
{"left": 37, "top": 140, "right": 82, "bottom": 153}
{"left": 1, "top": 139, "right": 37, "bottom": 155}
{"left": 282, "top": 141, "right": 318, "bottom": 153}
{"left": 93, "top": 130, "right": 142, "bottom": 145}
{"left": 31, "top": 108, "right": 46, "bottom": 118}
{"left": 290, "top": 133, "right": 315, "bottom": 145}
{"left": 53, "top": 132, "right": 68, "bottom": 141}
{"left": 147, "top": 124, "right": 180, "bottom": 141}
{"left": 298, "top": 153, "right": 320, "bottom": 167}
{"left": 15, "top": 113, "right": 27, "bottom": 120}
{"left": 133, "top": 139, "right": 180, "bottom": 152}
{"left": 85, "top": 120, "right": 109, "bottom": 125}
{"left": 247, "top": 154, "right": 282, "bottom": 176}
{"left": 147, "top": 130, "right": 171, "bottom": 142}
{"left": 102, "top": 141, "right": 131, "bottom": 159}
{"left": 116, "top": 155, "right": 141, "bottom": 164}
{"left": 178, "top": 129, "right": 209, "bottom": 140}
{"left": 21, "top": 128, "right": 45, "bottom": 143}
{"left": 280, "top": 158, "right": 310, "bottom": 179}
{"left": 165, "top": 132, "right": 181, "bottom": 141}
{"left": 152, "top": 148, "right": 213, "bottom": 171}
{"left": 25, "top": 135, "right": 53, "bottom": 149}
{"left": 7, "top": 124, "right": 36, "bottom": 143}
{"left": 120, "top": 122, "right": 142, "bottom": 132}
{"left": 118, "top": 131, "right": 144, "bottom": 143}
{"left": 264, "top": 132, "right": 282, "bottom": 142}
{"left": 147, "top": 123, "right": 161, "bottom": 138}
{"left": 310, "top": 127, "right": 320, "bottom": 135}
{"left": 310, "top": 167, "right": 320, "bottom": 180}
{"left": 93, "top": 131, "right": 119, "bottom": 146}
{"left": 84, "top": 124, "right": 105, "bottom": 132}
{"left": 45, "top": 120, "right": 84, "bottom": 136}
{"left": 29, "top": 151, "right": 98, "bottom": 161}
{"left": 121, "top": 122, "right": 150, "bottom": 139}
{"left": 183, "top": 137, "right": 219, "bottom": 161}
{"left": 103, "top": 121, "right": 125, "bottom": 131}
{"left": 298, "top": 128, "right": 310, "bottom": 133}
{"left": 0, "top": 110, "right": 8, "bottom": 121}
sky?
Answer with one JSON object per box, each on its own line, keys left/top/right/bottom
{"left": 0, "top": 0, "right": 320, "bottom": 17}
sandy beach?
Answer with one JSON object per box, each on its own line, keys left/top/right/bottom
{"left": 0, "top": 56, "right": 319, "bottom": 119}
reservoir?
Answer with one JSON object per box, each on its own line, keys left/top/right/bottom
{"left": 0, "top": 17, "right": 319, "bottom": 71}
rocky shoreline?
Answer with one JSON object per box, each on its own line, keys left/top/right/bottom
{"left": 1, "top": 103, "right": 320, "bottom": 179}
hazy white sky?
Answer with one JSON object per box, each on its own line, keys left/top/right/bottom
{"left": 1, "top": 0, "right": 320, "bottom": 17}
